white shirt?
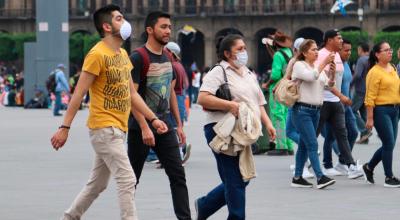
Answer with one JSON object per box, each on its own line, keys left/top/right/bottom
{"left": 192, "top": 72, "right": 201, "bottom": 88}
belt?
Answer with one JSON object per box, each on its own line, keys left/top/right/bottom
{"left": 295, "top": 102, "right": 321, "bottom": 109}
{"left": 376, "top": 104, "right": 400, "bottom": 108}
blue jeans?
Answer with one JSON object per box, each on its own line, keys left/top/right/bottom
{"left": 352, "top": 92, "right": 368, "bottom": 135}
{"left": 53, "top": 91, "right": 62, "bottom": 115}
{"left": 169, "top": 94, "right": 187, "bottom": 127}
{"left": 322, "top": 105, "right": 358, "bottom": 168}
{"left": 292, "top": 104, "right": 323, "bottom": 179}
{"left": 286, "top": 107, "right": 300, "bottom": 144}
{"left": 368, "top": 106, "right": 399, "bottom": 177}
{"left": 196, "top": 123, "right": 248, "bottom": 220}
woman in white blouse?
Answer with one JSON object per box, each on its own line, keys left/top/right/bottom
{"left": 290, "top": 39, "right": 337, "bottom": 189}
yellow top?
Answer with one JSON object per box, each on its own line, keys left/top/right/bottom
{"left": 83, "top": 41, "right": 133, "bottom": 131}
{"left": 365, "top": 64, "right": 400, "bottom": 107}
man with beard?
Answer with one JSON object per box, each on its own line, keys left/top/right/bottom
{"left": 51, "top": 5, "right": 168, "bottom": 220}
{"left": 127, "top": 11, "right": 191, "bottom": 220}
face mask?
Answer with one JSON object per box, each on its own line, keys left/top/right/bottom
{"left": 119, "top": 20, "right": 132, "bottom": 40}
{"left": 233, "top": 50, "right": 248, "bottom": 67}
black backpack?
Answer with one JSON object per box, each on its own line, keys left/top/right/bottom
{"left": 46, "top": 72, "right": 56, "bottom": 93}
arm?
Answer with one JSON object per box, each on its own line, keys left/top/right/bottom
{"left": 260, "top": 105, "right": 276, "bottom": 141}
{"left": 51, "top": 71, "right": 96, "bottom": 150}
{"left": 170, "top": 79, "right": 186, "bottom": 144}
{"left": 330, "top": 87, "right": 352, "bottom": 106}
{"left": 197, "top": 91, "right": 239, "bottom": 117}
{"left": 292, "top": 61, "right": 321, "bottom": 81}
{"left": 270, "top": 52, "right": 285, "bottom": 82}
{"left": 59, "top": 72, "right": 70, "bottom": 93}
{"left": 365, "top": 106, "right": 374, "bottom": 130}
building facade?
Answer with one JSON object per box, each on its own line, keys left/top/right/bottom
{"left": 1, "top": 0, "right": 399, "bottom": 73}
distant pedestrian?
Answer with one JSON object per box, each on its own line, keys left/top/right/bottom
{"left": 53, "top": 64, "right": 69, "bottom": 116}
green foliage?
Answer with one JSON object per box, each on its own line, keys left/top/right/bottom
{"left": 13, "top": 33, "right": 36, "bottom": 59}
{"left": 0, "top": 33, "right": 16, "bottom": 61}
{"left": 341, "top": 31, "right": 369, "bottom": 64}
{"left": 373, "top": 32, "right": 400, "bottom": 64}
{"left": 69, "top": 32, "right": 85, "bottom": 65}
{"left": 82, "top": 34, "right": 100, "bottom": 57}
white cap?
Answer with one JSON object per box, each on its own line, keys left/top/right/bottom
{"left": 293, "top": 37, "right": 305, "bottom": 50}
{"left": 165, "top": 42, "right": 181, "bottom": 55}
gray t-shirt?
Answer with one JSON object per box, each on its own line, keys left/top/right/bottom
{"left": 200, "top": 60, "right": 266, "bottom": 125}
{"left": 353, "top": 55, "right": 369, "bottom": 95}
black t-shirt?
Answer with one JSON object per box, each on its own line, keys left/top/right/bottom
{"left": 128, "top": 47, "right": 176, "bottom": 130}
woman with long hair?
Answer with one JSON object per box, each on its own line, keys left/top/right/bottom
{"left": 362, "top": 41, "right": 400, "bottom": 187}
{"left": 290, "top": 39, "right": 337, "bottom": 189}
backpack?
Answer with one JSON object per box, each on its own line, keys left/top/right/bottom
{"left": 46, "top": 72, "right": 56, "bottom": 93}
{"left": 134, "top": 46, "right": 174, "bottom": 97}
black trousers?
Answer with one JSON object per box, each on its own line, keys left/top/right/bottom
{"left": 317, "top": 101, "right": 356, "bottom": 165}
{"left": 127, "top": 129, "right": 191, "bottom": 220}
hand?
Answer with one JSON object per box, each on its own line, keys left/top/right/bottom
{"left": 176, "top": 126, "right": 186, "bottom": 144}
{"left": 142, "top": 126, "right": 155, "bottom": 146}
{"left": 340, "top": 96, "right": 352, "bottom": 106}
{"left": 51, "top": 128, "right": 69, "bottom": 151}
{"left": 323, "top": 52, "right": 336, "bottom": 66}
{"left": 229, "top": 101, "right": 240, "bottom": 117}
{"left": 366, "top": 118, "right": 374, "bottom": 130}
{"left": 267, "top": 125, "right": 276, "bottom": 141}
{"left": 151, "top": 119, "right": 168, "bottom": 134}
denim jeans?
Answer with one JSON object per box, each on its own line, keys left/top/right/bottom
{"left": 351, "top": 92, "right": 368, "bottom": 135}
{"left": 286, "top": 107, "right": 300, "bottom": 144}
{"left": 322, "top": 105, "right": 358, "bottom": 168}
{"left": 368, "top": 106, "right": 399, "bottom": 177}
{"left": 169, "top": 94, "right": 186, "bottom": 128}
{"left": 53, "top": 91, "right": 62, "bottom": 115}
{"left": 196, "top": 123, "right": 249, "bottom": 220}
{"left": 317, "top": 102, "right": 356, "bottom": 166}
{"left": 292, "top": 104, "right": 324, "bottom": 179}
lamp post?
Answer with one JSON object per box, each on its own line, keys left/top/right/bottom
{"left": 357, "top": 7, "right": 364, "bottom": 37}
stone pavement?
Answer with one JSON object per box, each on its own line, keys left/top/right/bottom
{"left": 0, "top": 106, "right": 399, "bottom": 220}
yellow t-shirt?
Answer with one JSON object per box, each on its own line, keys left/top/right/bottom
{"left": 365, "top": 65, "right": 400, "bottom": 107}
{"left": 83, "top": 41, "right": 133, "bottom": 131}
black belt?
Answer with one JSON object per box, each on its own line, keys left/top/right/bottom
{"left": 295, "top": 102, "right": 321, "bottom": 109}
{"left": 376, "top": 104, "right": 400, "bottom": 108}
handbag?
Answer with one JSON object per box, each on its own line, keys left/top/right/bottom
{"left": 273, "top": 61, "right": 300, "bottom": 107}
{"left": 214, "top": 65, "right": 232, "bottom": 101}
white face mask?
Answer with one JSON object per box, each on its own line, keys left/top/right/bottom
{"left": 233, "top": 50, "right": 248, "bottom": 67}
{"left": 119, "top": 20, "right": 132, "bottom": 40}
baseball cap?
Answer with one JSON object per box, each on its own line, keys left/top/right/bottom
{"left": 57, "top": 63, "right": 65, "bottom": 69}
{"left": 165, "top": 42, "right": 181, "bottom": 55}
{"left": 293, "top": 38, "right": 305, "bottom": 50}
{"left": 323, "top": 29, "right": 340, "bottom": 43}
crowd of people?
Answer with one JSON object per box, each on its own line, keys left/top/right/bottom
{"left": 5, "top": 3, "right": 394, "bottom": 220}
{"left": 0, "top": 64, "right": 24, "bottom": 107}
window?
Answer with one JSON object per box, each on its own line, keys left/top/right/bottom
{"left": 149, "top": 0, "right": 160, "bottom": 11}
{"left": 0, "top": 0, "right": 5, "bottom": 9}
{"left": 112, "top": 0, "right": 123, "bottom": 7}
{"left": 186, "top": 0, "right": 196, "bottom": 14}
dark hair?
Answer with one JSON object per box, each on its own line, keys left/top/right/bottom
{"left": 296, "top": 39, "right": 316, "bottom": 61}
{"left": 216, "top": 34, "right": 244, "bottom": 62}
{"left": 368, "top": 41, "right": 388, "bottom": 70}
{"left": 145, "top": 11, "right": 171, "bottom": 31}
{"left": 93, "top": 4, "right": 121, "bottom": 38}
{"left": 358, "top": 42, "right": 370, "bottom": 52}
{"left": 342, "top": 38, "right": 351, "bottom": 46}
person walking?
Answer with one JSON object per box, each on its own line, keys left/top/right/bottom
{"left": 352, "top": 42, "right": 372, "bottom": 144}
{"left": 290, "top": 39, "right": 336, "bottom": 189}
{"left": 321, "top": 39, "right": 359, "bottom": 176}
{"left": 267, "top": 31, "right": 294, "bottom": 155}
{"left": 196, "top": 34, "right": 276, "bottom": 219}
{"left": 127, "top": 11, "right": 192, "bottom": 220}
{"left": 53, "top": 64, "right": 70, "bottom": 116}
{"left": 315, "top": 29, "right": 363, "bottom": 179}
{"left": 50, "top": 5, "right": 168, "bottom": 220}
{"left": 362, "top": 41, "right": 400, "bottom": 187}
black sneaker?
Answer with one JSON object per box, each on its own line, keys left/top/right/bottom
{"left": 362, "top": 163, "right": 374, "bottom": 184}
{"left": 384, "top": 176, "right": 400, "bottom": 188}
{"left": 317, "top": 175, "right": 335, "bottom": 189}
{"left": 291, "top": 177, "right": 313, "bottom": 188}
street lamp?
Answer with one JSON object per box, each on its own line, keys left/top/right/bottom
{"left": 357, "top": 8, "right": 364, "bottom": 36}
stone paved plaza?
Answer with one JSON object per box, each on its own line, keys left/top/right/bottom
{"left": 0, "top": 106, "right": 399, "bottom": 220}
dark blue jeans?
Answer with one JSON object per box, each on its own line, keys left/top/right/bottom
{"left": 197, "top": 123, "right": 249, "bottom": 220}
{"left": 53, "top": 91, "right": 62, "bottom": 115}
{"left": 368, "top": 106, "right": 399, "bottom": 177}
{"left": 322, "top": 105, "right": 358, "bottom": 168}
{"left": 351, "top": 92, "right": 368, "bottom": 135}
{"left": 286, "top": 107, "right": 300, "bottom": 144}
{"left": 292, "top": 104, "right": 323, "bottom": 179}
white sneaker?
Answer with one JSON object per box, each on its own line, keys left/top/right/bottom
{"left": 348, "top": 164, "right": 363, "bottom": 179}
{"left": 303, "top": 167, "right": 314, "bottom": 179}
{"left": 334, "top": 162, "right": 349, "bottom": 175}
{"left": 323, "top": 168, "right": 343, "bottom": 176}
{"left": 289, "top": 164, "right": 295, "bottom": 171}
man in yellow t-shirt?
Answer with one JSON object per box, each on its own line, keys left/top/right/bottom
{"left": 50, "top": 5, "right": 167, "bottom": 220}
